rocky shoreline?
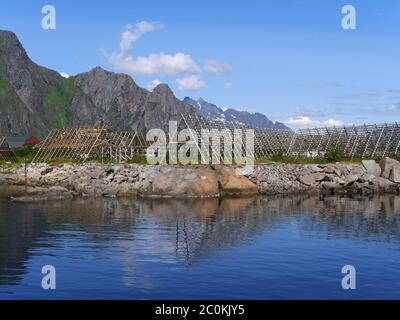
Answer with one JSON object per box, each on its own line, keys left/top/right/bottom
{"left": 1, "top": 157, "right": 400, "bottom": 202}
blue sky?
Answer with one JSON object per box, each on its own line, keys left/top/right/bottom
{"left": 1, "top": 0, "right": 400, "bottom": 128}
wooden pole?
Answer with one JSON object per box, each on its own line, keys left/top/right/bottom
{"left": 24, "top": 156, "right": 28, "bottom": 195}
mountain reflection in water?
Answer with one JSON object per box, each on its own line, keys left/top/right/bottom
{"left": 1, "top": 189, "right": 400, "bottom": 299}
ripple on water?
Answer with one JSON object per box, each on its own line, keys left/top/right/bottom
{"left": 0, "top": 192, "right": 400, "bottom": 299}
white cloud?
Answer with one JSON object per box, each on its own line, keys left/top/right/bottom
{"left": 104, "top": 21, "right": 231, "bottom": 78}
{"left": 203, "top": 60, "right": 232, "bottom": 74}
{"left": 60, "top": 72, "right": 70, "bottom": 78}
{"left": 147, "top": 79, "right": 162, "bottom": 91}
{"left": 284, "top": 116, "right": 346, "bottom": 129}
{"left": 176, "top": 75, "right": 207, "bottom": 91}
{"left": 107, "top": 52, "right": 201, "bottom": 75}
{"left": 119, "top": 21, "right": 163, "bottom": 55}
{"left": 224, "top": 82, "right": 233, "bottom": 89}
{"left": 105, "top": 21, "right": 201, "bottom": 76}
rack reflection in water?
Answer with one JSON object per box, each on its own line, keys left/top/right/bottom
{"left": 1, "top": 190, "right": 400, "bottom": 299}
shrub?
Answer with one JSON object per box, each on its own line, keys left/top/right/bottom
{"left": 324, "top": 149, "right": 346, "bottom": 162}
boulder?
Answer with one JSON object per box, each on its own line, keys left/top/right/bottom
{"left": 150, "top": 167, "right": 219, "bottom": 197}
{"left": 114, "top": 174, "right": 128, "bottom": 184}
{"left": 322, "top": 165, "right": 334, "bottom": 174}
{"left": 362, "top": 160, "right": 381, "bottom": 176}
{"left": 307, "top": 164, "right": 324, "bottom": 172}
{"left": 389, "top": 166, "right": 400, "bottom": 183}
{"left": 353, "top": 181, "right": 371, "bottom": 192}
{"left": 344, "top": 174, "right": 359, "bottom": 186}
{"left": 298, "top": 174, "right": 316, "bottom": 186}
{"left": 298, "top": 172, "right": 326, "bottom": 186}
{"left": 380, "top": 157, "right": 400, "bottom": 179}
{"left": 348, "top": 164, "right": 366, "bottom": 176}
{"left": 314, "top": 172, "right": 327, "bottom": 182}
{"left": 322, "top": 182, "right": 338, "bottom": 191}
{"left": 215, "top": 166, "right": 258, "bottom": 196}
{"left": 375, "top": 177, "right": 397, "bottom": 192}
{"left": 358, "top": 174, "right": 376, "bottom": 184}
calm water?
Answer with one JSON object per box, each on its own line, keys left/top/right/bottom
{"left": 0, "top": 187, "right": 400, "bottom": 300}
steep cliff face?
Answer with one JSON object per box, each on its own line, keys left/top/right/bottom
{"left": 0, "top": 30, "right": 77, "bottom": 135}
{"left": 72, "top": 67, "right": 195, "bottom": 133}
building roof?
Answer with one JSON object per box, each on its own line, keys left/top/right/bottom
{"left": 24, "top": 136, "right": 41, "bottom": 146}
{"left": 5, "top": 136, "right": 40, "bottom": 148}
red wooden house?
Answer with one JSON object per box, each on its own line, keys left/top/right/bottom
{"left": 24, "top": 136, "right": 41, "bottom": 147}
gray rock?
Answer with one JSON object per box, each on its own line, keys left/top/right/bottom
{"left": 345, "top": 174, "right": 359, "bottom": 185}
{"left": 307, "top": 164, "right": 324, "bottom": 173}
{"left": 389, "top": 166, "right": 400, "bottom": 183}
{"left": 358, "top": 174, "right": 376, "bottom": 184}
{"left": 375, "top": 177, "right": 397, "bottom": 192}
{"left": 322, "top": 182, "right": 338, "bottom": 190}
{"left": 380, "top": 157, "right": 400, "bottom": 179}
{"left": 362, "top": 160, "right": 381, "bottom": 176}
{"left": 298, "top": 174, "right": 316, "bottom": 186}
{"left": 114, "top": 174, "right": 128, "bottom": 184}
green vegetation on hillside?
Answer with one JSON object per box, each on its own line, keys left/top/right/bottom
{"left": 146, "top": 101, "right": 158, "bottom": 111}
{"left": 0, "top": 76, "right": 8, "bottom": 91}
{"left": 44, "top": 77, "right": 77, "bottom": 129}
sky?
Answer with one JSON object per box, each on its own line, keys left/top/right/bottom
{"left": 1, "top": 0, "right": 400, "bottom": 129}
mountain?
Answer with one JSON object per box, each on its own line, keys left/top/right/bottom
{"left": 183, "top": 97, "right": 289, "bottom": 130}
{"left": 0, "top": 29, "right": 287, "bottom": 137}
{"left": 0, "top": 30, "right": 196, "bottom": 136}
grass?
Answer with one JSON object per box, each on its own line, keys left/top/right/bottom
{"left": 1, "top": 147, "right": 393, "bottom": 167}
{"left": 125, "top": 156, "right": 149, "bottom": 164}
{"left": 9, "top": 147, "right": 43, "bottom": 164}
{"left": 0, "top": 161, "right": 22, "bottom": 168}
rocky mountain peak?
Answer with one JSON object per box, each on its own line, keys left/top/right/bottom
{"left": 153, "top": 83, "right": 173, "bottom": 95}
{"left": 184, "top": 96, "right": 290, "bottom": 130}
{"left": 0, "top": 30, "right": 26, "bottom": 54}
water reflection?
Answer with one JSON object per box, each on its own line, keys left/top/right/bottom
{"left": 1, "top": 189, "right": 400, "bottom": 290}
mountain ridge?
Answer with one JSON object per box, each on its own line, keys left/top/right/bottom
{"left": 0, "top": 29, "right": 288, "bottom": 136}
{"left": 0, "top": 30, "right": 198, "bottom": 136}
{"left": 183, "top": 97, "right": 289, "bottom": 130}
